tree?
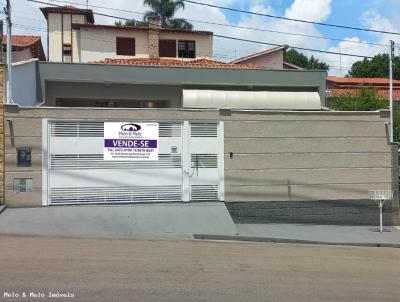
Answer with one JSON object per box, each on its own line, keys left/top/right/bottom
{"left": 114, "top": 19, "right": 139, "bottom": 26}
{"left": 143, "top": 0, "right": 193, "bottom": 30}
{"left": 348, "top": 54, "right": 400, "bottom": 79}
{"left": 283, "top": 48, "right": 329, "bottom": 71}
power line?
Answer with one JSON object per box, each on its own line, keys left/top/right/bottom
{"left": 28, "top": 0, "right": 137, "bottom": 22}
{"left": 12, "top": 23, "right": 356, "bottom": 72}
{"left": 183, "top": 0, "right": 400, "bottom": 36}
{"left": 214, "top": 35, "right": 374, "bottom": 59}
{"left": 45, "top": 0, "right": 390, "bottom": 48}
{"left": 26, "top": 0, "right": 376, "bottom": 59}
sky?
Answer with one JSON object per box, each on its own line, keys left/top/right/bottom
{"left": 9, "top": 0, "right": 400, "bottom": 76}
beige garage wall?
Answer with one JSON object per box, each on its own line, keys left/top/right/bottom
{"left": 0, "top": 65, "right": 4, "bottom": 204}
{"left": 3, "top": 107, "right": 393, "bottom": 207}
{"left": 224, "top": 116, "right": 393, "bottom": 202}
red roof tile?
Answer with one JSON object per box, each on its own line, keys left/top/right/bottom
{"left": 327, "top": 76, "right": 400, "bottom": 86}
{"left": 40, "top": 5, "right": 94, "bottom": 24}
{"left": 2, "top": 35, "right": 40, "bottom": 47}
{"left": 94, "top": 58, "right": 260, "bottom": 69}
{"left": 2, "top": 35, "right": 46, "bottom": 61}
{"left": 328, "top": 88, "right": 400, "bottom": 100}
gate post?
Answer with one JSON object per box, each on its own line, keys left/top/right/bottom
{"left": 182, "top": 121, "right": 190, "bottom": 202}
{"left": 391, "top": 144, "right": 399, "bottom": 224}
{"left": 0, "top": 64, "right": 4, "bottom": 205}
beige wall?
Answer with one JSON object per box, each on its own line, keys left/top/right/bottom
{"left": 79, "top": 28, "right": 150, "bottom": 62}
{"left": 76, "top": 28, "right": 213, "bottom": 62}
{"left": 48, "top": 13, "right": 63, "bottom": 62}
{"left": 4, "top": 107, "right": 393, "bottom": 208}
{"left": 4, "top": 49, "right": 33, "bottom": 63}
{"left": 237, "top": 50, "right": 284, "bottom": 69}
{"left": 48, "top": 13, "right": 87, "bottom": 62}
{"left": 159, "top": 32, "right": 213, "bottom": 59}
{"left": 0, "top": 65, "right": 4, "bottom": 204}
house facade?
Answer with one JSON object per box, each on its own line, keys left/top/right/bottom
{"left": 231, "top": 46, "right": 303, "bottom": 70}
{"left": 40, "top": 5, "right": 213, "bottom": 63}
{"left": 2, "top": 35, "right": 46, "bottom": 62}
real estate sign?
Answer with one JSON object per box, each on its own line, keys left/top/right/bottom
{"left": 104, "top": 122, "right": 159, "bottom": 161}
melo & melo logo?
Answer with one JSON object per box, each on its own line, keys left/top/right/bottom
{"left": 121, "top": 123, "right": 142, "bottom": 132}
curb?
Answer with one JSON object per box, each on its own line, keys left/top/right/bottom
{"left": 193, "top": 234, "right": 400, "bottom": 248}
{"left": 0, "top": 205, "right": 6, "bottom": 215}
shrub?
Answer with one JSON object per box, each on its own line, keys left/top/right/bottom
{"left": 328, "top": 86, "right": 388, "bottom": 111}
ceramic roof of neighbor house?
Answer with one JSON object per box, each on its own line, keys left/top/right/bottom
{"left": 231, "top": 45, "right": 289, "bottom": 64}
{"left": 328, "top": 88, "right": 400, "bottom": 100}
{"left": 2, "top": 35, "right": 46, "bottom": 61}
{"left": 327, "top": 76, "right": 400, "bottom": 87}
{"left": 40, "top": 5, "right": 95, "bottom": 23}
{"left": 72, "top": 23, "right": 213, "bottom": 35}
{"left": 283, "top": 61, "right": 303, "bottom": 70}
{"left": 94, "top": 58, "right": 261, "bottom": 69}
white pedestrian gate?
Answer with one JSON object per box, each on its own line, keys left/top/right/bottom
{"left": 42, "top": 120, "right": 224, "bottom": 205}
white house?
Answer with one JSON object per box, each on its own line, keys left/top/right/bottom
{"left": 40, "top": 5, "right": 213, "bottom": 63}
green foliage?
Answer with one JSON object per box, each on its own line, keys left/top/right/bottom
{"left": 283, "top": 48, "right": 329, "bottom": 71}
{"left": 393, "top": 110, "right": 400, "bottom": 143}
{"left": 328, "top": 87, "right": 388, "bottom": 111}
{"left": 143, "top": 0, "right": 193, "bottom": 30}
{"left": 348, "top": 54, "right": 400, "bottom": 79}
{"left": 114, "top": 19, "right": 140, "bottom": 26}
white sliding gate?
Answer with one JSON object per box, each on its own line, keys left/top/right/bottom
{"left": 42, "top": 120, "right": 224, "bottom": 206}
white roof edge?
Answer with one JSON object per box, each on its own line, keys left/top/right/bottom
{"left": 11, "top": 58, "right": 39, "bottom": 67}
{"left": 231, "top": 45, "right": 289, "bottom": 64}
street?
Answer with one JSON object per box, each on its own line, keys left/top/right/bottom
{"left": 0, "top": 236, "right": 399, "bottom": 302}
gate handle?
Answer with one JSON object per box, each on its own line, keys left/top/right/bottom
{"left": 195, "top": 154, "right": 199, "bottom": 176}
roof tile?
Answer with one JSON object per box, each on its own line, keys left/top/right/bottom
{"left": 2, "top": 35, "right": 41, "bottom": 47}
{"left": 94, "top": 58, "right": 261, "bottom": 69}
{"left": 327, "top": 76, "right": 400, "bottom": 86}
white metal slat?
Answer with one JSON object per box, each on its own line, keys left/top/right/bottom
{"left": 46, "top": 121, "right": 223, "bottom": 205}
{"left": 189, "top": 122, "right": 221, "bottom": 201}
{"left": 47, "top": 121, "right": 184, "bottom": 205}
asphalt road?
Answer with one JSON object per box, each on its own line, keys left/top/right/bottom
{"left": 0, "top": 236, "right": 399, "bottom": 302}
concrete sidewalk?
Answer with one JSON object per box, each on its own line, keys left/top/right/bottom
{"left": 195, "top": 223, "right": 400, "bottom": 247}
{"left": 0, "top": 203, "right": 238, "bottom": 239}
{"left": 1, "top": 204, "right": 400, "bottom": 247}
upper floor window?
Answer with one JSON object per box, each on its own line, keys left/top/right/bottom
{"left": 159, "top": 39, "right": 177, "bottom": 58}
{"left": 63, "top": 44, "right": 72, "bottom": 62}
{"left": 116, "top": 37, "right": 136, "bottom": 56}
{"left": 178, "top": 40, "right": 195, "bottom": 58}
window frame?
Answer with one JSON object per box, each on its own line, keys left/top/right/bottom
{"left": 116, "top": 37, "right": 136, "bottom": 56}
{"left": 16, "top": 147, "right": 32, "bottom": 167}
{"left": 62, "top": 44, "right": 72, "bottom": 56}
{"left": 13, "top": 178, "right": 33, "bottom": 193}
{"left": 178, "top": 40, "right": 196, "bottom": 58}
{"left": 159, "top": 39, "right": 177, "bottom": 58}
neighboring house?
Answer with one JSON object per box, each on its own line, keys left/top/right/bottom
{"left": 327, "top": 76, "right": 400, "bottom": 100}
{"left": 40, "top": 5, "right": 213, "bottom": 63}
{"left": 231, "top": 45, "right": 303, "bottom": 70}
{"left": 2, "top": 35, "right": 46, "bottom": 62}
